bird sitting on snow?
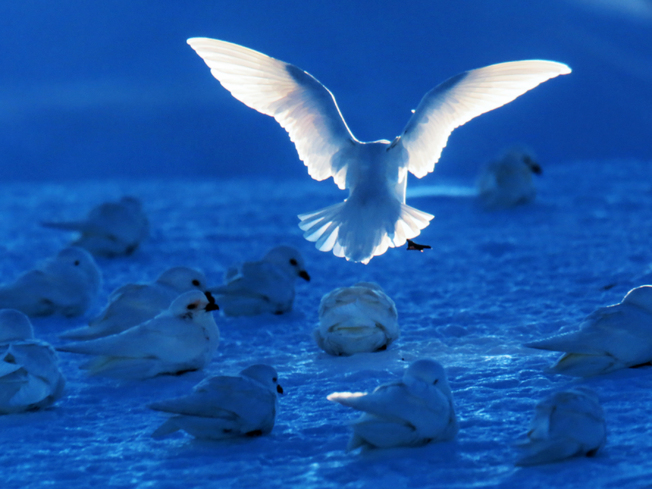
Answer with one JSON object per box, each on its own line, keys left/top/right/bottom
{"left": 0, "top": 246, "right": 101, "bottom": 317}
{"left": 516, "top": 386, "right": 606, "bottom": 466}
{"left": 328, "top": 359, "right": 458, "bottom": 450}
{"left": 0, "top": 309, "right": 65, "bottom": 414}
{"left": 314, "top": 282, "right": 399, "bottom": 356}
{"left": 476, "top": 147, "right": 541, "bottom": 209}
{"left": 42, "top": 196, "right": 149, "bottom": 257}
{"left": 57, "top": 290, "right": 220, "bottom": 379}
{"left": 150, "top": 364, "right": 283, "bottom": 439}
{"left": 60, "top": 266, "right": 209, "bottom": 341}
{"left": 209, "top": 245, "right": 310, "bottom": 316}
{"left": 525, "top": 285, "right": 652, "bottom": 376}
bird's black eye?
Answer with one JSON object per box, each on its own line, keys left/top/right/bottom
{"left": 187, "top": 303, "right": 198, "bottom": 310}
{"left": 289, "top": 258, "right": 298, "bottom": 266}
{"left": 272, "top": 377, "right": 277, "bottom": 382}
{"left": 192, "top": 279, "right": 200, "bottom": 286}
{"left": 433, "top": 379, "right": 439, "bottom": 385}
{"left": 74, "top": 260, "right": 80, "bottom": 266}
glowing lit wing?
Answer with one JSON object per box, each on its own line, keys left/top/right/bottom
{"left": 187, "top": 37, "right": 357, "bottom": 190}
{"left": 396, "top": 60, "right": 571, "bottom": 178}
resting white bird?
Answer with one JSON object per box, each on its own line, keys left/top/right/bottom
{"left": 210, "top": 245, "right": 310, "bottom": 316}
{"left": 187, "top": 37, "right": 571, "bottom": 263}
{"left": 149, "top": 364, "right": 283, "bottom": 439}
{"left": 516, "top": 386, "right": 606, "bottom": 466}
{"left": 0, "top": 246, "right": 101, "bottom": 317}
{"left": 525, "top": 285, "right": 652, "bottom": 376}
{"left": 57, "top": 290, "right": 220, "bottom": 379}
{"left": 0, "top": 309, "right": 66, "bottom": 413}
{"left": 476, "top": 146, "right": 541, "bottom": 209}
{"left": 327, "top": 359, "right": 457, "bottom": 450}
{"left": 314, "top": 282, "right": 399, "bottom": 356}
{"left": 42, "top": 196, "right": 149, "bottom": 257}
{"left": 60, "top": 266, "right": 209, "bottom": 340}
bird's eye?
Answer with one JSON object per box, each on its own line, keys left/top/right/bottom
{"left": 433, "top": 379, "right": 439, "bottom": 385}
{"left": 74, "top": 260, "right": 80, "bottom": 266}
{"left": 187, "top": 303, "right": 198, "bottom": 310}
{"left": 192, "top": 279, "right": 200, "bottom": 286}
{"left": 289, "top": 258, "right": 298, "bottom": 266}
{"left": 272, "top": 377, "right": 277, "bottom": 382}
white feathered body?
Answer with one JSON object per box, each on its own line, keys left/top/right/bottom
{"left": 328, "top": 359, "right": 457, "bottom": 450}
{"left": 526, "top": 285, "right": 652, "bottom": 376}
{"left": 476, "top": 149, "right": 539, "bottom": 209}
{"left": 315, "top": 282, "right": 399, "bottom": 355}
{"left": 58, "top": 291, "right": 220, "bottom": 379}
{"left": 298, "top": 142, "right": 433, "bottom": 263}
{"left": 150, "top": 371, "right": 279, "bottom": 439}
{"left": 0, "top": 340, "right": 65, "bottom": 414}
{"left": 42, "top": 197, "right": 149, "bottom": 257}
{"left": 211, "top": 246, "right": 310, "bottom": 316}
{"left": 0, "top": 247, "right": 101, "bottom": 317}
{"left": 516, "top": 387, "right": 606, "bottom": 466}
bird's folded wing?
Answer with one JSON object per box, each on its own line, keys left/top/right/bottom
{"left": 187, "top": 37, "right": 357, "bottom": 189}
{"left": 150, "top": 377, "right": 271, "bottom": 420}
{"left": 59, "top": 319, "right": 180, "bottom": 358}
{"left": 395, "top": 60, "right": 571, "bottom": 178}
{"left": 524, "top": 306, "right": 639, "bottom": 355}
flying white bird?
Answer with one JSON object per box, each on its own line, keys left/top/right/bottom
{"left": 60, "top": 267, "right": 209, "bottom": 341}
{"left": 150, "top": 364, "right": 283, "bottom": 439}
{"left": 314, "top": 282, "right": 399, "bottom": 356}
{"left": 0, "top": 309, "right": 66, "bottom": 414}
{"left": 42, "top": 196, "right": 149, "bottom": 257}
{"left": 0, "top": 246, "right": 101, "bottom": 317}
{"left": 516, "top": 386, "right": 606, "bottom": 466}
{"left": 327, "top": 359, "right": 458, "bottom": 450}
{"left": 57, "top": 290, "right": 220, "bottom": 379}
{"left": 476, "top": 147, "right": 541, "bottom": 209}
{"left": 187, "top": 37, "right": 571, "bottom": 263}
{"left": 209, "top": 245, "right": 310, "bottom": 316}
{"left": 525, "top": 285, "right": 652, "bottom": 376}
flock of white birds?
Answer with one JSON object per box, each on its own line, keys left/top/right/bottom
{"left": 3, "top": 37, "right": 649, "bottom": 469}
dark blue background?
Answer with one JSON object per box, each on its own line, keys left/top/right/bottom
{"left": 1, "top": 0, "right": 650, "bottom": 181}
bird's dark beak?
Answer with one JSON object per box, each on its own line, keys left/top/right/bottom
{"left": 299, "top": 270, "right": 310, "bottom": 282}
{"left": 524, "top": 157, "right": 542, "bottom": 175}
{"left": 204, "top": 291, "right": 220, "bottom": 311}
{"left": 277, "top": 384, "right": 284, "bottom": 395}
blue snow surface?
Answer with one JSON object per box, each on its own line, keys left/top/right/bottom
{"left": 1, "top": 157, "right": 652, "bottom": 488}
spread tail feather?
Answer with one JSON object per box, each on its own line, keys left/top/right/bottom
{"left": 298, "top": 201, "right": 433, "bottom": 264}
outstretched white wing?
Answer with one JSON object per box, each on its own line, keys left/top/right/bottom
{"left": 395, "top": 60, "right": 571, "bottom": 178}
{"left": 188, "top": 37, "right": 357, "bottom": 190}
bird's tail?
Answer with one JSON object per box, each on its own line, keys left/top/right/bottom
{"left": 151, "top": 418, "right": 181, "bottom": 438}
{"left": 298, "top": 200, "right": 433, "bottom": 264}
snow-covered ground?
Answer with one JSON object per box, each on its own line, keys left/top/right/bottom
{"left": 1, "top": 157, "right": 652, "bottom": 488}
